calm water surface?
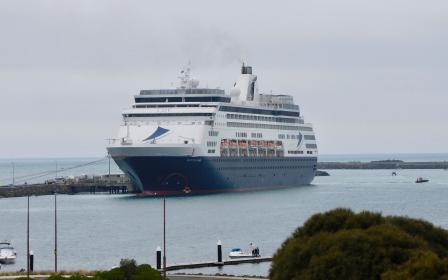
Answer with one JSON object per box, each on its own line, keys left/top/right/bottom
{"left": 2, "top": 153, "right": 448, "bottom": 185}
{"left": 1, "top": 168, "right": 448, "bottom": 276}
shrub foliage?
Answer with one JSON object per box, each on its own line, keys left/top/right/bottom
{"left": 270, "top": 208, "right": 448, "bottom": 280}
{"left": 22, "top": 259, "right": 163, "bottom": 280}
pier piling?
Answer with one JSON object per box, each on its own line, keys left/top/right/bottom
{"left": 30, "top": 251, "right": 34, "bottom": 272}
{"left": 217, "top": 240, "right": 223, "bottom": 264}
{"left": 156, "top": 246, "right": 162, "bottom": 270}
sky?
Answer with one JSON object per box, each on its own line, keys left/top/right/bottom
{"left": 0, "top": 0, "right": 447, "bottom": 158}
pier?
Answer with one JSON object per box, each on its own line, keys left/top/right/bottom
{"left": 0, "top": 174, "right": 132, "bottom": 198}
{"left": 165, "top": 257, "right": 272, "bottom": 271}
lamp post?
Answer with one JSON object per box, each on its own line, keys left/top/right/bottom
{"left": 163, "top": 196, "right": 167, "bottom": 278}
{"left": 54, "top": 192, "right": 58, "bottom": 272}
{"left": 27, "top": 195, "right": 30, "bottom": 278}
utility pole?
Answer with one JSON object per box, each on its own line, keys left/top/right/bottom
{"left": 54, "top": 192, "right": 58, "bottom": 272}
{"left": 163, "top": 197, "right": 167, "bottom": 279}
{"left": 27, "top": 195, "right": 30, "bottom": 278}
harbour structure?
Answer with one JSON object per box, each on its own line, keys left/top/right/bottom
{"left": 107, "top": 64, "right": 318, "bottom": 195}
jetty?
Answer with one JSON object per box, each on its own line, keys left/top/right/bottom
{"left": 0, "top": 174, "right": 131, "bottom": 198}
{"left": 165, "top": 257, "right": 272, "bottom": 271}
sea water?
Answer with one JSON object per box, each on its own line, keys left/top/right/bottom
{"left": 1, "top": 155, "right": 448, "bottom": 276}
{"left": 1, "top": 153, "right": 447, "bottom": 186}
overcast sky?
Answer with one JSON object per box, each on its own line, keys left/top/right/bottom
{"left": 1, "top": 0, "right": 447, "bottom": 158}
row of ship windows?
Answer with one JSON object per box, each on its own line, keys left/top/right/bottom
{"left": 135, "top": 96, "right": 231, "bottom": 103}
{"left": 206, "top": 141, "right": 217, "bottom": 147}
{"left": 226, "top": 114, "right": 302, "bottom": 124}
{"left": 209, "top": 143, "right": 316, "bottom": 150}
{"left": 227, "top": 122, "right": 313, "bottom": 131}
{"left": 279, "top": 134, "right": 316, "bottom": 140}
{"left": 134, "top": 104, "right": 217, "bottom": 108}
{"left": 288, "top": 150, "right": 315, "bottom": 155}
{"left": 212, "top": 131, "right": 264, "bottom": 139}
{"left": 127, "top": 106, "right": 301, "bottom": 119}
{"left": 219, "top": 106, "right": 300, "bottom": 117}
{"left": 139, "top": 89, "right": 224, "bottom": 95}
{"left": 124, "top": 113, "right": 214, "bottom": 117}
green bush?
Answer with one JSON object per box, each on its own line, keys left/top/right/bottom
{"left": 68, "top": 273, "right": 92, "bottom": 280}
{"left": 119, "top": 258, "right": 137, "bottom": 280}
{"left": 47, "top": 275, "right": 65, "bottom": 280}
{"left": 95, "top": 267, "right": 126, "bottom": 280}
{"left": 270, "top": 208, "right": 448, "bottom": 280}
{"left": 95, "top": 259, "right": 162, "bottom": 280}
{"left": 132, "top": 264, "right": 163, "bottom": 280}
{"left": 46, "top": 273, "right": 91, "bottom": 280}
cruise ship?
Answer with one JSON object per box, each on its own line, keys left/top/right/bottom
{"left": 107, "top": 65, "right": 318, "bottom": 195}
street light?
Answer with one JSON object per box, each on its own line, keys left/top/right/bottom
{"left": 54, "top": 192, "right": 58, "bottom": 272}
{"left": 27, "top": 195, "right": 30, "bottom": 278}
{"left": 163, "top": 196, "right": 166, "bottom": 278}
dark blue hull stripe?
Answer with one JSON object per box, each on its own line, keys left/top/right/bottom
{"left": 112, "top": 156, "right": 317, "bottom": 195}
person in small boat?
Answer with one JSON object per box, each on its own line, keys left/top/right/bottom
{"left": 251, "top": 247, "right": 260, "bottom": 257}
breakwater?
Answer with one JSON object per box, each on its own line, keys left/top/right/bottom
{"left": 317, "top": 160, "right": 448, "bottom": 170}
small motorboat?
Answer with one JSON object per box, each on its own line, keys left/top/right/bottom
{"left": 0, "top": 241, "right": 17, "bottom": 264}
{"left": 416, "top": 177, "right": 429, "bottom": 183}
{"left": 229, "top": 244, "right": 261, "bottom": 259}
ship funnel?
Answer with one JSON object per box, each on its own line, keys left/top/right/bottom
{"left": 233, "top": 64, "right": 258, "bottom": 102}
{"left": 241, "top": 64, "right": 252, "bottom": 74}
